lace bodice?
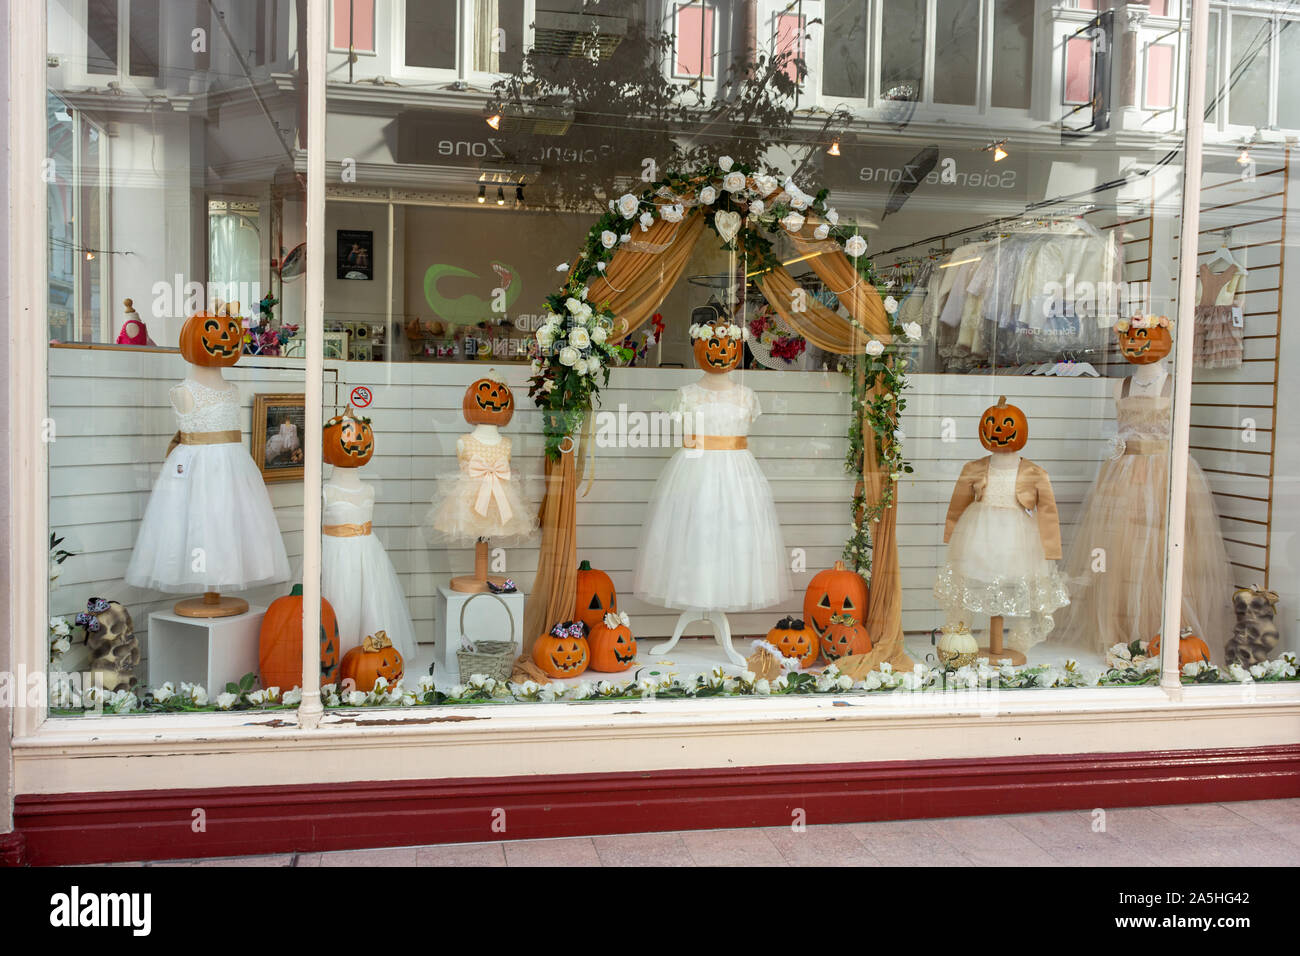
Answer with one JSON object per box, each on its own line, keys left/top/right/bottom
{"left": 323, "top": 481, "right": 375, "bottom": 525}
{"left": 458, "top": 434, "right": 512, "bottom": 471}
{"left": 983, "top": 458, "right": 1020, "bottom": 508}
{"left": 1117, "top": 376, "right": 1172, "bottom": 442}
{"left": 174, "top": 378, "right": 240, "bottom": 432}
{"left": 673, "top": 382, "right": 760, "bottom": 438}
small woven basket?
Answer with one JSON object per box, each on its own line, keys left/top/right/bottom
{"left": 455, "top": 591, "right": 516, "bottom": 683}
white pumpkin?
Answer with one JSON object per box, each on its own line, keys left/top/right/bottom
{"left": 937, "top": 624, "right": 979, "bottom": 668}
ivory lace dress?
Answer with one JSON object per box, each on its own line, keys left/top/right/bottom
{"left": 426, "top": 434, "right": 536, "bottom": 544}
{"left": 1050, "top": 376, "right": 1234, "bottom": 657}
{"left": 126, "top": 379, "right": 290, "bottom": 591}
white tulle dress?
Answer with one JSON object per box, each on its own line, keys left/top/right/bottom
{"left": 427, "top": 433, "right": 536, "bottom": 544}
{"left": 321, "top": 479, "right": 417, "bottom": 662}
{"left": 634, "top": 381, "right": 791, "bottom": 611}
{"left": 126, "top": 378, "right": 290, "bottom": 592}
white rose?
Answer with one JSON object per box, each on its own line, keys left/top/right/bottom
{"left": 592, "top": 324, "right": 608, "bottom": 344}
{"left": 781, "top": 212, "right": 805, "bottom": 233}
{"left": 789, "top": 192, "right": 810, "bottom": 211}
{"left": 723, "top": 171, "right": 746, "bottom": 193}
{"left": 660, "top": 203, "right": 684, "bottom": 223}
{"left": 53, "top": 636, "right": 71, "bottom": 655}
{"left": 844, "top": 234, "right": 868, "bottom": 257}
{"left": 825, "top": 207, "right": 839, "bottom": 225}
{"left": 187, "top": 685, "right": 208, "bottom": 706}
{"left": 569, "top": 327, "right": 590, "bottom": 349}
{"left": 718, "top": 155, "right": 734, "bottom": 171}
{"left": 639, "top": 210, "right": 654, "bottom": 231}
{"left": 749, "top": 199, "right": 765, "bottom": 217}
{"left": 883, "top": 295, "right": 899, "bottom": 314}
{"left": 536, "top": 327, "right": 555, "bottom": 349}
{"left": 752, "top": 174, "right": 778, "bottom": 197}
{"left": 346, "top": 690, "right": 367, "bottom": 706}
{"left": 616, "top": 192, "right": 640, "bottom": 218}
{"left": 559, "top": 346, "right": 579, "bottom": 367}
{"left": 726, "top": 324, "right": 742, "bottom": 339}
{"left": 283, "top": 687, "right": 302, "bottom": 706}
{"left": 600, "top": 230, "right": 617, "bottom": 249}
{"left": 620, "top": 233, "right": 631, "bottom": 243}
{"left": 555, "top": 262, "right": 569, "bottom": 272}
{"left": 903, "top": 321, "right": 922, "bottom": 341}
{"left": 699, "top": 185, "right": 717, "bottom": 205}
{"left": 247, "top": 689, "right": 266, "bottom": 706}
{"left": 215, "top": 692, "right": 238, "bottom": 710}
{"left": 813, "top": 223, "right": 830, "bottom": 240}
{"left": 865, "top": 339, "right": 885, "bottom": 357}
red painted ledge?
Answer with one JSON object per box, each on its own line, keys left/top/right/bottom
{"left": 11, "top": 744, "right": 1300, "bottom": 866}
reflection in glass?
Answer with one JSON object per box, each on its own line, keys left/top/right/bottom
{"left": 1229, "top": 16, "right": 1271, "bottom": 129}
{"left": 934, "top": 0, "right": 979, "bottom": 106}
{"left": 824, "top": 0, "right": 868, "bottom": 98}
{"left": 881, "top": 0, "right": 926, "bottom": 101}
{"left": 991, "top": 0, "right": 1033, "bottom": 109}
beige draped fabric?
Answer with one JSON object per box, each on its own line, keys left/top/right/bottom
{"left": 522, "top": 442, "right": 579, "bottom": 653}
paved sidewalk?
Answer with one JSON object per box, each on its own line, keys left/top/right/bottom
{"left": 131, "top": 799, "right": 1300, "bottom": 867}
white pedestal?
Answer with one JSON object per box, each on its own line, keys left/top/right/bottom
{"left": 146, "top": 606, "right": 266, "bottom": 691}
{"left": 435, "top": 586, "right": 525, "bottom": 676}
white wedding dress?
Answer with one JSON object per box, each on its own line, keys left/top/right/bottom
{"left": 634, "top": 381, "right": 791, "bottom": 611}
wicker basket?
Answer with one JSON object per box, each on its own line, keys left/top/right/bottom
{"left": 455, "top": 591, "right": 517, "bottom": 683}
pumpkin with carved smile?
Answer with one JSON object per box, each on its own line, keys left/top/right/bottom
{"left": 587, "top": 612, "right": 637, "bottom": 672}
{"left": 765, "top": 616, "right": 819, "bottom": 668}
{"left": 463, "top": 375, "right": 514, "bottom": 426}
{"left": 693, "top": 334, "right": 742, "bottom": 373}
{"left": 978, "top": 395, "right": 1028, "bottom": 453}
{"left": 323, "top": 406, "right": 374, "bottom": 467}
{"left": 179, "top": 311, "right": 243, "bottom": 367}
{"left": 532, "top": 621, "right": 590, "bottom": 678}
{"left": 803, "top": 561, "right": 870, "bottom": 639}
{"left": 1118, "top": 323, "right": 1172, "bottom": 365}
{"left": 821, "top": 613, "right": 872, "bottom": 662}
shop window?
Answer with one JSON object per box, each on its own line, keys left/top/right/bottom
{"left": 880, "top": 0, "right": 926, "bottom": 101}
{"left": 823, "top": 0, "right": 868, "bottom": 98}
{"left": 84, "top": 0, "right": 159, "bottom": 78}
{"left": 1063, "top": 35, "right": 1093, "bottom": 105}
{"left": 1145, "top": 43, "right": 1176, "bottom": 111}
{"left": 332, "top": 0, "right": 376, "bottom": 54}
{"left": 1205, "top": 10, "right": 1220, "bottom": 125}
{"left": 934, "top": 0, "right": 980, "bottom": 106}
{"left": 674, "top": 1, "right": 716, "bottom": 78}
{"left": 991, "top": 0, "right": 1034, "bottom": 110}
{"left": 1228, "top": 15, "right": 1271, "bottom": 129}
{"left": 1276, "top": 21, "right": 1300, "bottom": 129}
{"left": 405, "top": 0, "right": 459, "bottom": 69}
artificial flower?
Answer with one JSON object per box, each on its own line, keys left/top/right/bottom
{"left": 752, "top": 174, "right": 778, "bottom": 197}
{"left": 556, "top": 262, "right": 569, "bottom": 272}
{"left": 639, "top": 210, "right": 654, "bottom": 231}
{"left": 903, "top": 321, "right": 922, "bottom": 340}
{"left": 569, "top": 327, "right": 591, "bottom": 349}
{"left": 723, "top": 171, "right": 747, "bottom": 193}
{"left": 616, "top": 193, "right": 640, "bottom": 218}
{"left": 844, "top": 234, "right": 868, "bottom": 257}
{"left": 559, "top": 346, "right": 579, "bottom": 367}
{"left": 749, "top": 199, "right": 765, "bottom": 217}
{"left": 620, "top": 233, "right": 631, "bottom": 243}
{"left": 781, "top": 211, "right": 806, "bottom": 233}
{"left": 699, "top": 185, "right": 718, "bottom": 205}
{"left": 215, "top": 692, "right": 238, "bottom": 710}
{"left": 883, "top": 295, "right": 899, "bottom": 314}
{"left": 718, "top": 155, "right": 734, "bottom": 171}
{"left": 813, "top": 223, "right": 830, "bottom": 240}
{"left": 825, "top": 207, "right": 840, "bottom": 225}
{"left": 592, "top": 324, "right": 608, "bottom": 344}
{"left": 600, "top": 229, "right": 618, "bottom": 249}
{"left": 660, "top": 203, "right": 684, "bottom": 222}
{"left": 865, "top": 339, "right": 885, "bottom": 357}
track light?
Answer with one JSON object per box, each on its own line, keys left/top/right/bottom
{"left": 477, "top": 183, "right": 486, "bottom": 203}
{"left": 827, "top": 138, "right": 841, "bottom": 156}
{"left": 496, "top": 186, "right": 505, "bottom": 206}
{"left": 1237, "top": 146, "right": 1252, "bottom": 166}
{"left": 485, "top": 112, "right": 502, "bottom": 130}
{"left": 990, "top": 140, "right": 1008, "bottom": 162}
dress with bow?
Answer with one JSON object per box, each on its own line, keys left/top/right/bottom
{"left": 427, "top": 433, "right": 537, "bottom": 544}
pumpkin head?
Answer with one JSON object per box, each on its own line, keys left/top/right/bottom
{"left": 692, "top": 332, "right": 742, "bottom": 374}
{"left": 340, "top": 631, "right": 404, "bottom": 693}
{"left": 178, "top": 311, "right": 243, "bottom": 366}
{"left": 803, "top": 561, "right": 870, "bottom": 639}
{"left": 587, "top": 612, "right": 637, "bottom": 672}
{"left": 463, "top": 374, "right": 514, "bottom": 426}
{"left": 574, "top": 559, "right": 618, "bottom": 631}
{"left": 258, "top": 584, "right": 341, "bottom": 691}
{"left": 1148, "top": 627, "right": 1212, "bottom": 667}
{"left": 978, "top": 395, "right": 1028, "bottom": 453}
{"left": 765, "top": 616, "right": 819, "bottom": 668}
{"left": 323, "top": 406, "right": 375, "bottom": 468}
{"left": 821, "top": 613, "right": 872, "bottom": 662}
{"left": 532, "top": 621, "right": 590, "bottom": 678}
{"left": 1117, "top": 320, "right": 1173, "bottom": 365}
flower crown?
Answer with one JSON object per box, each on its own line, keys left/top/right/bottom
{"left": 690, "top": 322, "right": 745, "bottom": 341}
{"left": 603, "top": 611, "right": 630, "bottom": 629}
{"left": 324, "top": 405, "right": 372, "bottom": 429}
{"left": 1115, "top": 314, "right": 1172, "bottom": 333}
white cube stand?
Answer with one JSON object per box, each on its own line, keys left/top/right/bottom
{"left": 146, "top": 606, "right": 266, "bottom": 691}
{"left": 435, "top": 586, "right": 525, "bottom": 676}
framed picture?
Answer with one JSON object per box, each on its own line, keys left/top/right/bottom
{"left": 252, "top": 393, "right": 306, "bottom": 483}
{"left": 336, "top": 229, "right": 373, "bottom": 280}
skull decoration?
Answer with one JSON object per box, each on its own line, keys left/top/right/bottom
{"left": 1117, "top": 318, "right": 1173, "bottom": 365}
{"left": 978, "top": 395, "right": 1028, "bottom": 453}
{"left": 322, "top": 406, "right": 374, "bottom": 468}
{"left": 75, "top": 598, "right": 140, "bottom": 692}
{"left": 178, "top": 311, "right": 243, "bottom": 367}
{"left": 1225, "top": 585, "right": 1281, "bottom": 666}
{"left": 462, "top": 373, "right": 514, "bottom": 426}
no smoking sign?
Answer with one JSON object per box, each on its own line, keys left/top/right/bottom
{"left": 350, "top": 386, "right": 373, "bottom": 408}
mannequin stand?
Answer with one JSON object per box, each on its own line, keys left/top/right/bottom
{"left": 450, "top": 538, "right": 508, "bottom": 594}
{"left": 174, "top": 590, "right": 249, "bottom": 619}
{"left": 650, "top": 609, "right": 747, "bottom": 667}
{"left": 980, "top": 614, "right": 1025, "bottom": 665}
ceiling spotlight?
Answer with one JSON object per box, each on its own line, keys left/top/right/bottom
{"left": 827, "top": 138, "right": 841, "bottom": 157}
{"left": 84, "top": 250, "right": 96, "bottom": 261}
{"left": 991, "top": 140, "right": 1008, "bottom": 162}
{"left": 1237, "top": 146, "right": 1252, "bottom": 166}
{"left": 477, "top": 183, "right": 486, "bottom": 204}
{"left": 485, "top": 112, "right": 502, "bottom": 130}
{"left": 496, "top": 186, "right": 505, "bottom": 206}
{"left": 515, "top": 184, "right": 525, "bottom": 207}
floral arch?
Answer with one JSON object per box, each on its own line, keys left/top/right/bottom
{"left": 523, "top": 158, "right": 913, "bottom": 674}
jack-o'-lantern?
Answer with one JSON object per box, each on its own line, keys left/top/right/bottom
{"left": 178, "top": 311, "right": 243, "bottom": 366}
{"left": 463, "top": 374, "right": 514, "bottom": 426}
{"left": 340, "top": 631, "right": 404, "bottom": 693}
{"left": 803, "top": 561, "right": 870, "bottom": 639}
{"left": 588, "top": 612, "right": 637, "bottom": 672}
{"left": 1148, "top": 627, "right": 1212, "bottom": 667}
{"left": 978, "top": 395, "right": 1028, "bottom": 453}
{"left": 692, "top": 328, "right": 742, "bottom": 373}
{"left": 1117, "top": 319, "right": 1173, "bottom": 365}
{"left": 323, "top": 406, "right": 375, "bottom": 467}
{"left": 821, "top": 613, "right": 872, "bottom": 662}
{"left": 259, "top": 584, "right": 341, "bottom": 691}
{"left": 574, "top": 559, "right": 618, "bottom": 631}
{"left": 532, "top": 621, "right": 590, "bottom": 678}
{"left": 765, "top": 616, "right": 819, "bottom": 668}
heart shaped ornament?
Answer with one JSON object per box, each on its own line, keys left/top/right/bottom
{"left": 714, "top": 210, "right": 742, "bottom": 245}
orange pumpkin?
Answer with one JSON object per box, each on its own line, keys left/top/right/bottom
{"left": 1148, "top": 627, "right": 1212, "bottom": 667}
{"left": 463, "top": 375, "right": 514, "bottom": 426}
{"left": 803, "top": 561, "right": 870, "bottom": 639}
{"left": 323, "top": 406, "right": 375, "bottom": 467}
{"left": 574, "top": 559, "right": 618, "bottom": 631}
{"left": 978, "top": 395, "right": 1028, "bottom": 453}
{"left": 340, "top": 631, "right": 404, "bottom": 692}
{"left": 532, "top": 621, "right": 590, "bottom": 678}
{"left": 587, "top": 612, "right": 637, "bottom": 672}
{"left": 178, "top": 311, "right": 243, "bottom": 366}
{"left": 1118, "top": 321, "right": 1173, "bottom": 365}
{"left": 693, "top": 332, "right": 742, "bottom": 373}
{"left": 765, "top": 616, "right": 819, "bottom": 668}
{"left": 821, "top": 613, "right": 872, "bottom": 662}
{"left": 258, "top": 584, "right": 341, "bottom": 691}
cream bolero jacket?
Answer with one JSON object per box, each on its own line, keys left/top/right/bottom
{"left": 942, "top": 455, "right": 1063, "bottom": 561}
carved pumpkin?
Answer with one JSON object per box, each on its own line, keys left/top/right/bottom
{"left": 258, "top": 584, "right": 341, "bottom": 691}
{"left": 340, "top": 631, "right": 404, "bottom": 692}
{"left": 936, "top": 623, "right": 979, "bottom": 669}
{"left": 693, "top": 334, "right": 742, "bottom": 374}
{"left": 803, "top": 561, "right": 870, "bottom": 639}
{"left": 978, "top": 395, "right": 1028, "bottom": 453}
{"left": 463, "top": 374, "right": 514, "bottom": 426}
{"left": 1148, "top": 627, "right": 1212, "bottom": 667}
{"left": 765, "top": 616, "right": 819, "bottom": 668}
{"left": 587, "top": 612, "right": 637, "bottom": 672}
{"left": 1118, "top": 322, "right": 1172, "bottom": 365}
{"left": 323, "top": 406, "right": 375, "bottom": 468}
{"left": 532, "top": 621, "right": 590, "bottom": 678}
{"left": 822, "top": 614, "right": 872, "bottom": 662}
{"left": 178, "top": 311, "right": 243, "bottom": 367}
{"left": 574, "top": 559, "right": 618, "bottom": 631}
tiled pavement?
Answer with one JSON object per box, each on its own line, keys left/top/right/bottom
{"left": 137, "top": 799, "right": 1300, "bottom": 867}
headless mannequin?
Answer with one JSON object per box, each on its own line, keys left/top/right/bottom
{"left": 449, "top": 422, "right": 509, "bottom": 593}
{"left": 325, "top": 464, "right": 367, "bottom": 494}
{"left": 1119, "top": 357, "right": 1169, "bottom": 399}
{"left": 169, "top": 363, "right": 230, "bottom": 415}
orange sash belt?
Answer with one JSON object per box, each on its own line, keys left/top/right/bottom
{"left": 1124, "top": 439, "right": 1168, "bottom": 456}
{"left": 178, "top": 430, "right": 241, "bottom": 445}
{"left": 323, "top": 522, "right": 372, "bottom": 537}
{"left": 684, "top": 435, "right": 747, "bottom": 450}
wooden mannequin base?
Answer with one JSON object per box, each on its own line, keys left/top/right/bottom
{"left": 980, "top": 645, "right": 1026, "bottom": 666}
{"left": 448, "top": 574, "right": 508, "bottom": 594}
{"left": 173, "top": 593, "right": 249, "bottom": 619}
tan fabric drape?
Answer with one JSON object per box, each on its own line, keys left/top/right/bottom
{"left": 522, "top": 443, "right": 579, "bottom": 654}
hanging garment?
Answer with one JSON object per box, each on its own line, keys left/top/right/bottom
{"left": 1192, "top": 263, "right": 1245, "bottom": 369}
